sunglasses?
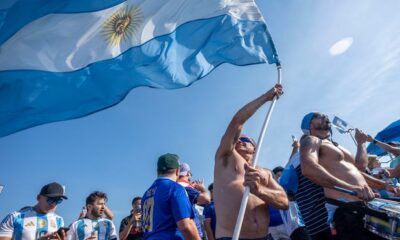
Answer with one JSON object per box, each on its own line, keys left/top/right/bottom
{"left": 313, "top": 124, "right": 331, "bottom": 131}
{"left": 47, "top": 197, "right": 63, "bottom": 205}
{"left": 239, "top": 137, "right": 252, "bottom": 143}
{"left": 239, "top": 137, "right": 254, "bottom": 146}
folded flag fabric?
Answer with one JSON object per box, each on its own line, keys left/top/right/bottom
{"left": 0, "top": 0, "right": 280, "bottom": 137}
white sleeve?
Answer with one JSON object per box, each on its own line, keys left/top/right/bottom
{"left": 66, "top": 222, "right": 77, "bottom": 240}
{"left": 108, "top": 221, "right": 118, "bottom": 240}
{"left": 0, "top": 212, "right": 16, "bottom": 238}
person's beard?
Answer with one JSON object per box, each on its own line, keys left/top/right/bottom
{"left": 91, "top": 207, "right": 103, "bottom": 218}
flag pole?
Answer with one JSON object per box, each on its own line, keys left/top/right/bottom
{"left": 232, "top": 64, "right": 282, "bottom": 240}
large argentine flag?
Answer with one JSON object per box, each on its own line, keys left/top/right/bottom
{"left": 0, "top": 0, "right": 280, "bottom": 137}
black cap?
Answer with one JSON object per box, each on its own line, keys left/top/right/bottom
{"left": 157, "top": 153, "right": 180, "bottom": 171}
{"left": 39, "top": 182, "right": 68, "bottom": 199}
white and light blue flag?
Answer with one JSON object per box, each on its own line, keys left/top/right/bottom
{"left": 0, "top": 0, "right": 280, "bottom": 137}
{"left": 332, "top": 115, "right": 350, "bottom": 134}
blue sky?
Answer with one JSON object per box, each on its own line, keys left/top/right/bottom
{"left": 1, "top": 0, "right": 400, "bottom": 228}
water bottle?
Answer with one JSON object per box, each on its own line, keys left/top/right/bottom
{"left": 81, "top": 206, "right": 87, "bottom": 218}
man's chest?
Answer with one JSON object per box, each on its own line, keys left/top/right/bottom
{"left": 319, "top": 141, "right": 345, "bottom": 164}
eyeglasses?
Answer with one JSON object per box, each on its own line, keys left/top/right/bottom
{"left": 47, "top": 197, "right": 63, "bottom": 205}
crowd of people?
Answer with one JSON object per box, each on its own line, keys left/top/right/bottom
{"left": 1, "top": 83, "right": 400, "bottom": 240}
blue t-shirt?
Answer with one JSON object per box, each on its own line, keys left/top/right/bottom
{"left": 203, "top": 202, "right": 216, "bottom": 238}
{"left": 142, "top": 178, "right": 194, "bottom": 240}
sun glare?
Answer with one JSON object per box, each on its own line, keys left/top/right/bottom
{"left": 329, "top": 37, "right": 353, "bottom": 56}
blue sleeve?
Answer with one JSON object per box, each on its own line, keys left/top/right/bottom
{"left": 184, "top": 186, "right": 200, "bottom": 204}
{"left": 171, "top": 185, "right": 194, "bottom": 222}
{"left": 203, "top": 205, "right": 211, "bottom": 219}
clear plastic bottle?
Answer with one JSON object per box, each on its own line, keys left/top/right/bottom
{"left": 80, "top": 206, "right": 87, "bottom": 219}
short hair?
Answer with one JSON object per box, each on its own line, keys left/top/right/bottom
{"left": 273, "top": 166, "right": 284, "bottom": 175}
{"left": 86, "top": 191, "right": 108, "bottom": 205}
{"left": 157, "top": 168, "right": 176, "bottom": 175}
{"left": 367, "top": 155, "right": 379, "bottom": 170}
{"left": 132, "top": 196, "right": 141, "bottom": 205}
{"left": 208, "top": 183, "right": 214, "bottom": 192}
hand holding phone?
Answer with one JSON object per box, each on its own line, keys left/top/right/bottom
{"left": 57, "top": 227, "right": 70, "bottom": 237}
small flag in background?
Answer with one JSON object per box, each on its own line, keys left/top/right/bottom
{"left": 0, "top": 0, "right": 280, "bottom": 137}
{"left": 332, "top": 116, "right": 350, "bottom": 134}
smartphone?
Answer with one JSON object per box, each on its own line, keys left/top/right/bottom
{"left": 57, "top": 227, "right": 70, "bottom": 235}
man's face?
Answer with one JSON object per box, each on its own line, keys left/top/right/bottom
{"left": 187, "top": 171, "right": 192, "bottom": 181}
{"left": 235, "top": 137, "right": 255, "bottom": 161}
{"left": 310, "top": 115, "right": 331, "bottom": 139}
{"left": 88, "top": 198, "right": 106, "bottom": 218}
{"left": 275, "top": 171, "right": 283, "bottom": 178}
{"left": 372, "top": 160, "right": 381, "bottom": 168}
{"left": 37, "top": 195, "right": 62, "bottom": 213}
{"left": 132, "top": 199, "right": 141, "bottom": 213}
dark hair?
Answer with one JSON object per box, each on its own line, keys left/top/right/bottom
{"left": 157, "top": 168, "right": 176, "bottom": 175}
{"left": 208, "top": 183, "right": 214, "bottom": 191}
{"left": 272, "top": 166, "right": 284, "bottom": 175}
{"left": 86, "top": 191, "right": 108, "bottom": 205}
{"left": 132, "top": 196, "right": 141, "bottom": 205}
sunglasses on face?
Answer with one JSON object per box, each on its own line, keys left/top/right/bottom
{"left": 313, "top": 124, "right": 331, "bottom": 131}
{"left": 239, "top": 137, "right": 252, "bottom": 144}
{"left": 47, "top": 197, "right": 63, "bottom": 205}
{"left": 312, "top": 115, "right": 331, "bottom": 130}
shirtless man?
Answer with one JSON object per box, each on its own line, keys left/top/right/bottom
{"left": 300, "top": 112, "right": 383, "bottom": 239}
{"left": 214, "top": 84, "right": 288, "bottom": 240}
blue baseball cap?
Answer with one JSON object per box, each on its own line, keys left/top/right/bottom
{"left": 301, "top": 112, "right": 316, "bottom": 135}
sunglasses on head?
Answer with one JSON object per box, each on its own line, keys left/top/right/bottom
{"left": 47, "top": 197, "right": 63, "bottom": 205}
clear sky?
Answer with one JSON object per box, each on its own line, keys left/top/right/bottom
{"left": 1, "top": 0, "right": 399, "bottom": 228}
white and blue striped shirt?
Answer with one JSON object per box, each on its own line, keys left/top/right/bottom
{"left": 67, "top": 218, "right": 117, "bottom": 240}
{"left": 0, "top": 207, "right": 64, "bottom": 240}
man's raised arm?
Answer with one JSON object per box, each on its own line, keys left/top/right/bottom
{"left": 354, "top": 129, "right": 369, "bottom": 170}
{"left": 215, "top": 84, "right": 283, "bottom": 162}
{"left": 366, "top": 135, "right": 400, "bottom": 156}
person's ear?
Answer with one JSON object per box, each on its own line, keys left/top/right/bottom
{"left": 87, "top": 204, "right": 93, "bottom": 211}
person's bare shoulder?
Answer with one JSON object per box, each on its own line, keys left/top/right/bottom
{"left": 300, "top": 135, "right": 321, "bottom": 150}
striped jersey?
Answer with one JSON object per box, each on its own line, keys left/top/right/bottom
{"left": 295, "top": 165, "right": 329, "bottom": 236}
{"left": 67, "top": 218, "right": 117, "bottom": 240}
{"left": 0, "top": 207, "right": 64, "bottom": 240}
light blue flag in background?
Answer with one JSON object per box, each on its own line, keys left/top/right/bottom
{"left": 0, "top": 0, "right": 280, "bottom": 137}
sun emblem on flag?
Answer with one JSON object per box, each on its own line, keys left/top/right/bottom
{"left": 102, "top": 5, "right": 143, "bottom": 47}
{"left": 38, "top": 219, "right": 47, "bottom": 228}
